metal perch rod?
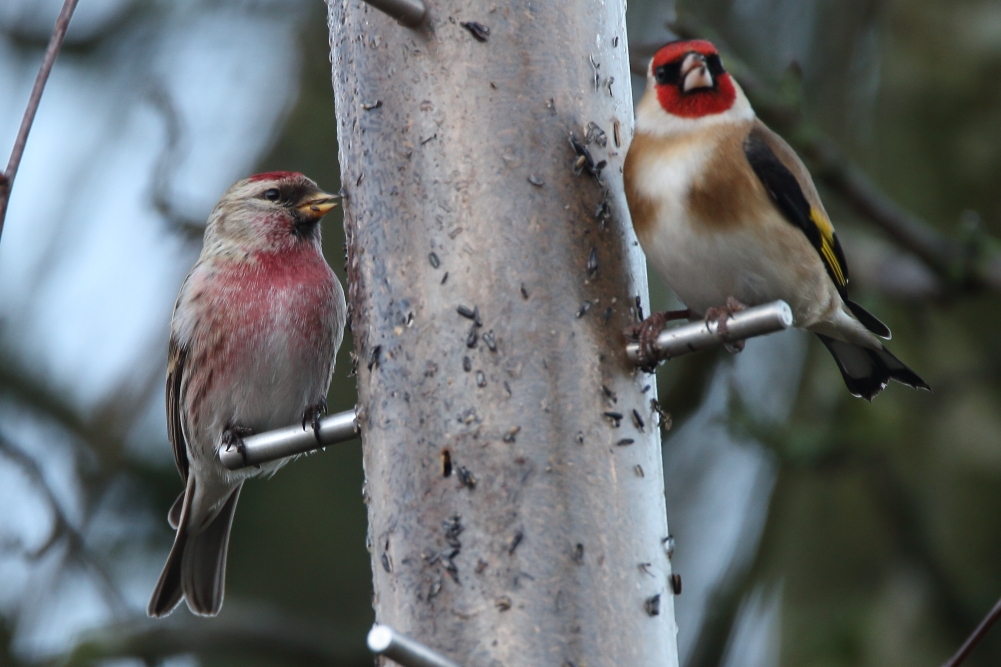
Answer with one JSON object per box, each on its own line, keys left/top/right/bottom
{"left": 368, "top": 624, "right": 463, "bottom": 667}
{"left": 625, "top": 300, "right": 794, "bottom": 366}
{"left": 361, "top": 0, "right": 426, "bottom": 26}
{"left": 218, "top": 408, "right": 359, "bottom": 470}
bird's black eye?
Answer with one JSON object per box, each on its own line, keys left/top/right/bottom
{"left": 263, "top": 188, "right": 281, "bottom": 202}
{"left": 706, "top": 54, "right": 725, "bottom": 76}
{"left": 654, "top": 62, "right": 681, "bottom": 86}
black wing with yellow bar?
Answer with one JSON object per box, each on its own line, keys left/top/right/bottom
{"left": 743, "top": 127, "right": 849, "bottom": 299}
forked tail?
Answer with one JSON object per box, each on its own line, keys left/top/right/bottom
{"left": 148, "top": 479, "right": 242, "bottom": 617}
{"left": 817, "top": 334, "right": 930, "bottom": 401}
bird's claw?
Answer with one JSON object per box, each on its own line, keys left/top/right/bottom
{"left": 222, "top": 425, "right": 254, "bottom": 466}
{"left": 705, "top": 297, "right": 747, "bottom": 352}
{"left": 723, "top": 338, "right": 745, "bottom": 354}
{"left": 301, "top": 397, "right": 327, "bottom": 443}
{"left": 624, "top": 309, "right": 692, "bottom": 372}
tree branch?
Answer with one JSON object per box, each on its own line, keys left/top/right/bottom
{"left": 941, "top": 596, "right": 1001, "bottom": 667}
{"left": 0, "top": 0, "right": 80, "bottom": 242}
{"left": 794, "top": 130, "right": 998, "bottom": 292}
{"left": 146, "top": 82, "right": 208, "bottom": 239}
{"left": 0, "top": 434, "right": 128, "bottom": 616}
{"left": 51, "top": 615, "right": 368, "bottom": 667}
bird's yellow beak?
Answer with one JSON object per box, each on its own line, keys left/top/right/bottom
{"left": 295, "top": 193, "right": 340, "bottom": 218}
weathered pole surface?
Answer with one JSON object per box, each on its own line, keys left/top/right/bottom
{"left": 328, "top": 1, "right": 679, "bottom": 665}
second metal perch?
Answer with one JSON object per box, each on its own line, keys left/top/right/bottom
{"left": 625, "top": 299, "right": 794, "bottom": 366}
{"left": 368, "top": 624, "right": 463, "bottom": 667}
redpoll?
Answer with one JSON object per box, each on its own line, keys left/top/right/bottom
{"left": 148, "top": 172, "right": 346, "bottom": 617}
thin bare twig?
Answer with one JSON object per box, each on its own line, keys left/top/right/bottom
{"left": 0, "top": 0, "right": 80, "bottom": 242}
{"left": 146, "top": 82, "right": 207, "bottom": 238}
{"left": 941, "top": 596, "right": 1001, "bottom": 667}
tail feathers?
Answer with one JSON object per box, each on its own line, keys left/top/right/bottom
{"left": 817, "top": 334, "right": 930, "bottom": 401}
{"left": 845, "top": 299, "right": 891, "bottom": 339}
{"left": 148, "top": 479, "right": 193, "bottom": 618}
{"left": 148, "top": 480, "right": 242, "bottom": 618}
{"left": 181, "top": 483, "right": 242, "bottom": 616}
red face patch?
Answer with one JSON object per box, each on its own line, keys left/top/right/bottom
{"left": 248, "top": 171, "right": 304, "bottom": 182}
{"left": 656, "top": 75, "right": 736, "bottom": 118}
{"left": 651, "top": 40, "right": 737, "bottom": 119}
{"left": 651, "top": 40, "right": 719, "bottom": 71}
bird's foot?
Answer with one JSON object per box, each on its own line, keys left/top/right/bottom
{"left": 705, "top": 297, "right": 748, "bottom": 353}
{"left": 222, "top": 425, "right": 255, "bottom": 466}
{"left": 723, "top": 338, "right": 745, "bottom": 354}
{"left": 624, "top": 309, "right": 692, "bottom": 372}
{"left": 301, "top": 397, "right": 328, "bottom": 443}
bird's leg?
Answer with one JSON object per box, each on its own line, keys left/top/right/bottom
{"left": 301, "top": 396, "right": 328, "bottom": 443}
{"left": 624, "top": 309, "right": 692, "bottom": 372}
{"left": 222, "top": 425, "right": 255, "bottom": 467}
{"left": 705, "top": 297, "right": 748, "bottom": 353}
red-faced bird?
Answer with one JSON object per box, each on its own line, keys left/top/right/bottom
{"left": 624, "top": 40, "right": 928, "bottom": 400}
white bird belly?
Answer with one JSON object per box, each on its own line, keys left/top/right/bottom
{"left": 629, "top": 125, "right": 841, "bottom": 326}
{"left": 640, "top": 205, "right": 834, "bottom": 325}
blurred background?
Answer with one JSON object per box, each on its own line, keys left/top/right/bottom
{"left": 0, "top": 0, "right": 998, "bottom": 666}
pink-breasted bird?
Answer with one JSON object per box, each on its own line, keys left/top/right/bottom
{"left": 624, "top": 39, "right": 929, "bottom": 400}
{"left": 147, "top": 172, "right": 346, "bottom": 617}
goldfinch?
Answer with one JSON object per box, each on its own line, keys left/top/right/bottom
{"left": 624, "top": 40, "right": 929, "bottom": 400}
